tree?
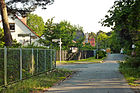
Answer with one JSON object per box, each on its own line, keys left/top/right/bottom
{"left": 107, "top": 31, "right": 121, "bottom": 53}
{"left": 40, "top": 18, "right": 78, "bottom": 49}
{"left": 27, "top": 14, "right": 44, "bottom": 36}
{"left": 0, "top": 0, "right": 12, "bottom": 46}
{"left": 73, "top": 26, "right": 85, "bottom": 60}
{"left": 101, "top": 0, "right": 140, "bottom": 52}
{"left": 0, "top": 0, "right": 54, "bottom": 46}
{"left": 96, "top": 31, "right": 108, "bottom": 49}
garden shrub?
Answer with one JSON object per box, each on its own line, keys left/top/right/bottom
{"left": 96, "top": 50, "right": 106, "bottom": 59}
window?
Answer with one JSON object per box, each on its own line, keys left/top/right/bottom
{"left": 9, "top": 23, "right": 15, "bottom": 32}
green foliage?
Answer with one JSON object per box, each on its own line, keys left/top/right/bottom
{"left": 96, "top": 50, "right": 106, "bottom": 59}
{"left": 96, "top": 31, "right": 109, "bottom": 49}
{"left": 0, "top": 27, "right": 5, "bottom": 47}
{"left": 27, "top": 14, "right": 44, "bottom": 36}
{"left": 107, "top": 31, "right": 121, "bottom": 53}
{"left": 119, "top": 61, "right": 140, "bottom": 85}
{"left": 40, "top": 18, "right": 85, "bottom": 50}
{"left": 73, "top": 27, "right": 85, "bottom": 50}
{"left": 57, "top": 57, "right": 103, "bottom": 64}
{"left": 135, "top": 40, "right": 140, "bottom": 57}
{"left": 11, "top": 39, "right": 22, "bottom": 48}
{"left": 0, "top": 69, "right": 72, "bottom": 93}
{"left": 101, "top": 0, "right": 140, "bottom": 53}
{"left": 82, "top": 43, "right": 96, "bottom": 50}
{"left": 0, "top": 48, "right": 56, "bottom": 87}
{"left": 125, "top": 57, "right": 140, "bottom": 68}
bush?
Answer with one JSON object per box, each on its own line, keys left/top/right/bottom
{"left": 125, "top": 57, "right": 140, "bottom": 68}
{"left": 96, "top": 50, "right": 106, "bottom": 59}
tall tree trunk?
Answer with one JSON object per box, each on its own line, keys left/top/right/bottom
{"left": 0, "top": 0, "right": 12, "bottom": 46}
{"left": 78, "top": 50, "right": 82, "bottom": 60}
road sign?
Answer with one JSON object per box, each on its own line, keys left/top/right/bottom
{"left": 52, "top": 39, "right": 60, "bottom": 42}
{"left": 58, "top": 42, "right": 62, "bottom": 44}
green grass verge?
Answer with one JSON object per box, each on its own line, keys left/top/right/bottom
{"left": 57, "top": 57, "right": 105, "bottom": 64}
{"left": 0, "top": 68, "right": 73, "bottom": 93}
{"left": 119, "top": 62, "right": 140, "bottom": 86}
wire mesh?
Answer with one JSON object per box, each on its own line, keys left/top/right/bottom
{"left": 0, "top": 49, "right": 4, "bottom": 86}
{"left": 7, "top": 49, "right": 20, "bottom": 84}
{"left": 0, "top": 48, "right": 56, "bottom": 87}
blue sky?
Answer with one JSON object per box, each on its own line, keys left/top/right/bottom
{"left": 34, "top": 0, "right": 116, "bottom": 33}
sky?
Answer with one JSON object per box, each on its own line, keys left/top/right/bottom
{"left": 34, "top": 0, "right": 116, "bottom": 33}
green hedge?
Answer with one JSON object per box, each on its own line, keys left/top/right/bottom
{"left": 96, "top": 50, "right": 106, "bottom": 59}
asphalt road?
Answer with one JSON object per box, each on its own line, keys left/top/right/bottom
{"left": 46, "top": 54, "right": 134, "bottom": 93}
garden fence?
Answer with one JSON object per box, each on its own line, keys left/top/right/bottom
{"left": 0, "top": 47, "right": 56, "bottom": 87}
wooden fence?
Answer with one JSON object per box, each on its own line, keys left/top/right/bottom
{"left": 56, "top": 50, "right": 95, "bottom": 61}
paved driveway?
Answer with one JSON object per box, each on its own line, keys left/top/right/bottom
{"left": 46, "top": 54, "right": 134, "bottom": 93}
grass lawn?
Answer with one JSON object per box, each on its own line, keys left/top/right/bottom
{"left": 56, "top": 57, "right": 105, "bottom": 64}
{"left": 0, "top": 68, "right": 73, "bottom": 93}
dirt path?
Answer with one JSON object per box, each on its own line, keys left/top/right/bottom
{"left": 45, "top": 54, "right": 134, "bottom": 93}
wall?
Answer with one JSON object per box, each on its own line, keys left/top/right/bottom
{"left": 0, "top": 15, "right": 40, "bottom": 46}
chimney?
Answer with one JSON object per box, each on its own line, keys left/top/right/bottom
{"left": 21, "top": 17, "right": 27, "bottom": 24}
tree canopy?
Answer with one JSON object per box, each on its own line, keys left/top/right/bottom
{"left": 101, "top": 0, "right": 140, "bottom": 52}
{"left": 27, "top": 14, "right": 44, "bottom": 36}
{"left": 5, "top": 0, "right": 54, "bottom": 16}
{"left": 96, "top": 31, "right": 108, "bottom": 49}
{"left": 39, "top": 18, "right": 85, "bottom": 50}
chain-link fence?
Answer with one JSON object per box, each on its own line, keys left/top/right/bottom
{"left": 0, "top": 47, "right": 56, "bottom": 87}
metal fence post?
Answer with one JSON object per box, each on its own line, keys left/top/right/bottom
{"left": 44, "top": 49, "right": 46, "bottom": 71}
{"left": 37, "top": 49, "right": 39, "bottom": 73}
{"left": 50, "top": 49, "right": 52, "bottom": 70}
{"left": 20, "top": 48, "right": 22, "bottom": 80}
{"left": 31, "top": 48, "right": 34, "bottom": 75}
{"left": 4, "top": 46, "right": 7, "bottom": 86}
{"left": 54, "top": 50, "right": 56, "bottom": 68}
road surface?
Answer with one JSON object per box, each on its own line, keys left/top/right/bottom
{"left": 46, "top": 54, "right": 134, "bottom": 93}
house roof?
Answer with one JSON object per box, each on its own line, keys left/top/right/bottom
{"left": 15, "top": 16, "right": 40, "bottom": 38}
{"left": 0, "top": 15, "right": 40, "bottom": 38}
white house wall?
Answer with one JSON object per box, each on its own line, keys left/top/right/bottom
{"left": 0, "top": 16, "right": 40, "bottom": 46}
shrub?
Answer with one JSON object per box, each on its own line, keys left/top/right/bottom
{"left": 96, "top": 50, "right": 106, "bottom": 59}
{"left": 125, "top": 57, "right": 140, "bottom": 68}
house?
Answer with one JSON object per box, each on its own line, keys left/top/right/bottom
{"left": 0, "top": 15, "right": 41, "bottom": 46}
